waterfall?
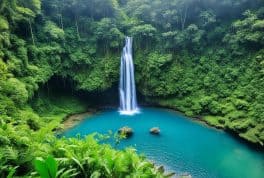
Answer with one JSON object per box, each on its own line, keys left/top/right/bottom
{"left": 119, "top": 37, "right": 139, "bottom": 115}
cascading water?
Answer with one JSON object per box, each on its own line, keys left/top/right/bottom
{"left": 119, "top": 37, "right": 139, "bottom": 115}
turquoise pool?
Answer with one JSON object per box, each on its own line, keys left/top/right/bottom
{"left": 62, "top": 108, "right": 264, "bottom": 178}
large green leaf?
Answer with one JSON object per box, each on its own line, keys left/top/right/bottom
{"left": 34, "top": 156, "right": 58, "bottom": 178}
{"left": 46, "top": 156, "right": 58, "bottom": 178}
{"left": 34, "top": 158, "right": 50, "bottom": 178}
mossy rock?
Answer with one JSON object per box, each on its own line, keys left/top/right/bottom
{"left": 118, "top": 126, "right": 133, "bottom": 138}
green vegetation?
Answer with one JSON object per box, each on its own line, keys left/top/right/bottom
{"left": 0, "top": 0, "right": 264, "bottom": 177}
{"left": 0, "top": 88, "right": 166, "bottom": 177}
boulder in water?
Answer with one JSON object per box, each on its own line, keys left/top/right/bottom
{"left": 118, "top": 126, "right": 133, "bottom": 137}
{"left": 150, "top": 127, "right": 160, "bottom": 135}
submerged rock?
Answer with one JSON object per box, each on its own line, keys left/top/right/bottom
{"left": 118, "top": 126, "right": 133, "bottom": 137}
{"left": 150, "top": 127, "right": 160, "bottom": 135}
{"left": 165, "top": 172, "right": 176, "bottom": 177}
{"left": 180, "top": 172, "right": 192, "bottom": 178}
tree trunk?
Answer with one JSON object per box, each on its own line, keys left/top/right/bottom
{"left": 0, "top": 0, "right": 6, "bottom": 12}
{"left": 75, "top": 17, "right": 80, "bottom": 40}
{"left": 181, "top": 5, "right": 189, "bottom": 31}
{"left": 60, "top": 15, "right": 64, "bottom": 30}
{"left": 60, "top": 0, "right": 64, "bottom": 30}
{"left": 29, "top": 20, "right": 35, "bottom": 45}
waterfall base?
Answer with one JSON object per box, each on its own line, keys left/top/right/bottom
{"left": 119, "top": 108, "right": 140, "bottom": 116}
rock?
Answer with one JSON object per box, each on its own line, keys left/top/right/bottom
{"left": 164, "top": 172, "right": 176, "bottom": 177}
{"left": 180, "top": 172, "right": 192, "bottom": 178}
{"left": 118, "top": 126, "right": 133, "bottom": 137}
{"left": 150, "top": 127, "right": 160, "bottom": 135}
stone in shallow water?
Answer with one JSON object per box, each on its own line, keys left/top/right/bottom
{"left": 180, "top": 173, "right": 192, "bottom": 178}
{"left": 150, "top": 127, "right": 160, "bottom": 135}
{"left": 118, "top": 126, "right": 133, "bottom": 138}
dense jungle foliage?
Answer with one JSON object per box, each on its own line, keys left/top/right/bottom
{"left": 0, "top": 0, "right": 264, "bottom": 177}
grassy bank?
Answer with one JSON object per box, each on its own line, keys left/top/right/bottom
{"left": 147, "top": 97, "right": 264, "bottom": 148}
